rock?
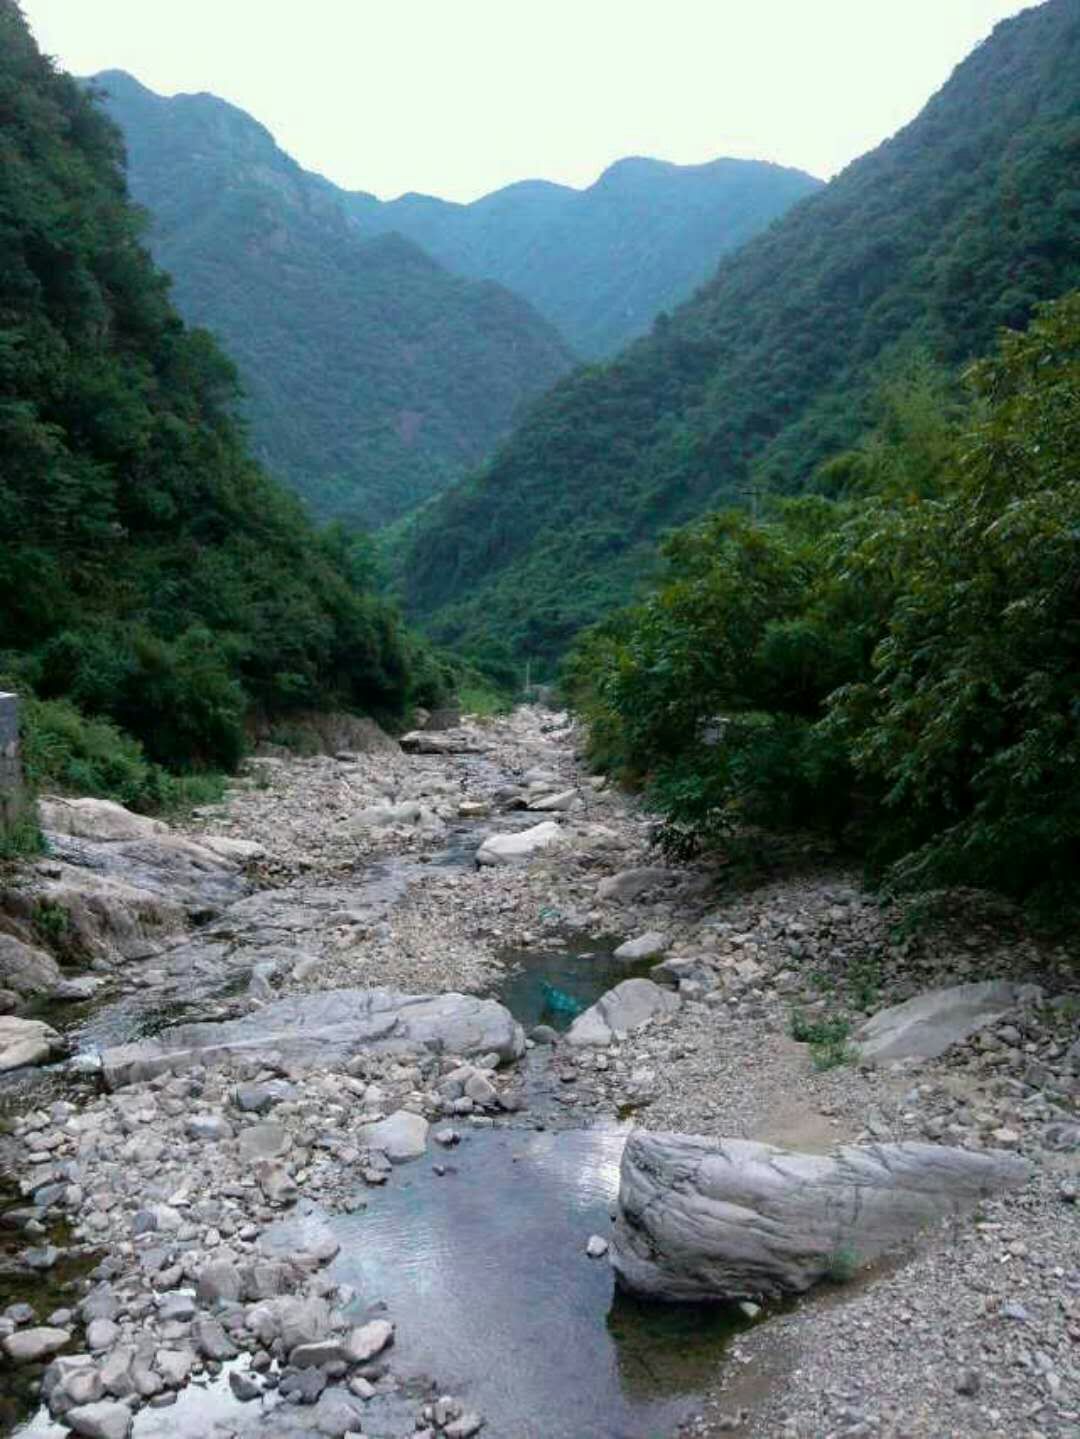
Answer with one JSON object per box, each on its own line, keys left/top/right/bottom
{"left": 289, "top": 1339, "right": 344, "bottom": 1368}
{"left": 197, "top": 835, "right": 265, "bottom": 863}
{"left": 564, "top": 979, "right": 680, "bottom": 1048}
{"left": 255, "top": 1160, "right": 299, "bottom": 1205}
{"left": 191, "top": 1316, "right": 237, "bottom": 1361}
{"left": 445, "top": 1415, "right": 485, "bottom": 1438}
{"left": 86, "top": 1318, "right": 119, "bottom": 1351}
{"left": 196, "top": 1262, "right": 243, "bottom": 1306}
{"left": 343, "top": 1319, "right": 394, "bottom": 1364}
{"left": 597, "top": 868, "right": 672, "bottom": 902}
{"left": 237, "top": 1121, "right": 292, "bottom": 1160}
{"left": 475, "top": 821, "right": 563, "bottom": 867}
{"left": 100, "top": 987, "right": 524, "bottom": 1086}
{"left": 279, "top": 1367, "right": 327, "bottom": 1404}
{"left": 38, "top": 796, "right": 169, "bottom": 843}
{"left": 0, "top": 933, "right": 62, "bottom": 996}
{"left": 186, "top": 1113, "right": 233, "bottom": 1142}
{"left": 308, "top": 1391, "right": 367, "bottom": 1436}
{"left": 155, "top": 1347, "right": 194, "bottom": 1387}
{"left": 530, "top": 1024, "right": 558, "bottom": 1045}
{"left": 51, "top": 975, "right": 104, "bottom": 1001}
{"left": 229, "top": 1370, "right": 261, "bottom": 1401}
{"left": 65, "top": 1400, "right": 134, "bottom": 1439}
{"left": 0, "top": 1014, "right": 62, "bottom": 1072}
{"left": 855, "top": 981, "right": 1043, "bottom": 1063}
{"left": 399, "top": 731, "right": 484, "bottom": 755}
{"left": 650, "top": 957, "right": 715, "bottom": 990}
{"left": 156, "top": 1291, "right": 196, "bottom": 1323}
{"left": 2, "top": 1325, "right": 70, "bottom": 1362}
{"left": 614, "top": 931, "right": 668, "bottom": 962}
{"left": 357, "top": 1110, "right": 429, "bottom": 1162}
{"left": 527, "top": 789, "right": 578, "bottom": 812}
{"left": 99, "top": 1347, "right": 135, "bottom": 1398}
{"left": 612, "top": 1131, "right": 1032, "bottom": 1301}
{"left": 586, "top": 1235, "right": 609, "bottom": 1258}
{"left": 235, "top": 1082, "right": 277, "bottom": 1114}
{"left": 42, "top": 1354, "right": 103, "bottom": 1413}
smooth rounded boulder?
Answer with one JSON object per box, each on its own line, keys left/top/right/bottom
{"left": 612, "top": 1130, "right": 1031, "bottom": 1301}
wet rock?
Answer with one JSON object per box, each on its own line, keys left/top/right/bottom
{"left": 357, "top": 1110, "right": 429, "bottom": 1162}
{"left": 564, "top": 979, "right": 680, "bottom": 1048}
{"left": 279, "top": 1366, "right": 327, "bottom": 1403}
{"left": 229, "top": 1370, "right": 261, "bottom": 1401}
{"left": 612, "top": 1131, "right": 1032, "bottom": 1301}
{"left": 0, "top": 933, "right": 62, "bottom": 996}
{"left": 100, "top": 987, "right": 524, "bottom": 1086}
{"left": 475, "top": 821, "right": 563, "bottom": 866}
{"left": 3, "top": 1325, "right": 71, "bottom": 1362}
{"left": 290, "top": 1339, "right": 344, "bottom": 1368}
{"left": 344, "top": 1319, "right": 394, "bottom": 1364}
{"left": 586, "top": 1235, "right": 609, "bottom": 1258}
{"left": 614, "top": 931, "right": 668, "bottom": 962}
{"left": 855, "top": 981, "right": 1043, "bottom": 1063}
{"left": 65, "top": 1400, "right": 134, "bottom": 1439}
{"left": 0, "top": 1014, "right": 62, "bottom": 1072}
{"left": 191, "top": 1315, "right": 237, "bottom": 1360}
{"left": 530, "top": 1024, "right": 558, "bottom": 1045}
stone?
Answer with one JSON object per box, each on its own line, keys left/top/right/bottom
{"left": 256, "top": 1159, "right": 299, "bottom": 1205}
{"left": 229, "top": 1370, "right": 261, "bottom": 1401}
{"left": 238, "top": 1121, "right": 291, "bottom": 1160}
{"left": 100, "top": 986, "right": 524, "bottom": 1087}
{"left": 186, "top": 1113, "right": 233, "bottom": 1142}
{"left": 197, "top": 835, "right": 265, "bottom": 863}
{"left": 99, "top": 1347, "right": 135, "bottom": 1398}
{"left": 530, "top": 1024, "right": 558, "bottom": 1045}
{"left": 86, "top": 1318, "right": 119, "bottom": 1351}
{"left": 612, "top": 1131, "right": 1032, "bottom": 1301}
{"left": 191, "top": 1316, "right": 237, "bottom": 1360}
{"left": 279, "top": 1366, "right": 327, "bottom": 1403}
{"left": 39, "top": 796, "right": 168, "bottom": 843}
{"left": 586, "top": 1235, "right": 609, "bottom": 1258}
{"left": 445, "top": 1415, "right": 485, "bottom": 1438}
{"left": 527, "top": 788, "right": 578, "bottom": 812}
{"left": 564, "top": 979, "right": 680, "bottom": 1048}
{"left": 155, "top": 1347, "right": 194, "bottom": 1387}
{"left": 51, "top": 975, "right": 104, "bottom": 1001}
{"left": 308, "top": 1391, "right": 367, "bottom": 1436}
{"left": 613, "top": 931, "right": 668, "bottom": 962}
{"left": 0, "top": 933, "right": 62, "bottom": 996}
{"left": 343, "top": 1319, "right": 394, "bottom": 1364}
{"left": 357, "top": 1110, "right": 429, "bottom": 1162}
{"left": 855, "top": 981, "right": 1043, "bottom": 1063}
{"left": 0, "top": 1014, "right": 62, "bottom": 1072}
{"left": 65, "top": 1400, "right": 134, "bottom": 1439}
{"left": 597, "top": 868, "right": 672, "bottom": 902}
{"left": 475, "top": 821, "right": 563, "bottom": 867}
{"left": 156, "top": 1291, "right": 196, "bottom": 1323}
{"left": 290, "top": 1339, "right": 344, "bottom": 1367}
{"left": 235, "top": 1081, "right": 276, "bottom": 1114}
{"left": 2, "top": 1325, "right": 71, "bottom": 1362}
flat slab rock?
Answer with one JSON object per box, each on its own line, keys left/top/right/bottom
{"left": 0, "top": 1015, "right": 63, "bottom": 1073}
{"left": 612, "top": 1130, "right": 1032, "bottom": 1302}
{"left": 855, "top": 979, "right": 1043, "bottom": 1063}
{"left": 99, "top": 987, "right": 525, "bottom": 1088}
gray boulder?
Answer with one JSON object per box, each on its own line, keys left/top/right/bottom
{"left": 476, "top": 820, "right": 563, "bottom": 866}
{"left": 2, "top": 1325, "right": 71, "bottom": 1362}
{"left": 855, "top": 980, "right": 1043, "bottom": 1063}
{"left": 564, "top": 978, "right": 680, "bottom": 1048}
{"left": 0, "top": 933, "right": 62, "bottom": 996}
{"left": 597, "top": 867, "right": 672, "bottom": 902}
{"left": 614, "top": 931, "right": 668, "bottom": 962}
{"left": 612, "top": 1130, "right": 1031, "bottom": 1302}
{"left": 357, "top": 1110, "right": 429, "bottom": 1162}
{"left": 65, "top": 1400, "right": 133, "bottom": 1439}
{"left": 99, "top": 986, "right": 524, "bottom": 1087}
{"left": 0, "top": 1015, "right": 62, "bottom": 1073}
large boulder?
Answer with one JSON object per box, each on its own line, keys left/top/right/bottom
{"left": 38, "top": 796, "right": 168, "bottom": 843}
{"left": 357, "top": 1110, "right": 429, "bottom": 1162}
{"left": 614, "top": 931, "right": 668, "bottom": 962}
{"left": 564, "top": 978, "right": 680, "bottom": 1047}
{"left": 855, "top": 980, "right": 1043, "bottom": 1063}
{"left": 612, "top": 1130, "right": 1031, "bottom": 1302}
{"left": 476, "top": 821, "right": 563, "bottom": 867}
{"left": 597, "top": 868, "right": 672, "bottom": 902}
{"left": 99, "top": 987, "right": 525, "bottom": 1087}
{"left": 0, "top": 933, "right": 62, "bottom": 995}
{"left": 0, "top": 1015, "right": 62, "bottom": 1072}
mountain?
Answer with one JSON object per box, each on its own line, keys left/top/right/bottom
{"left": 397, "top": 0, "right": 1080, "bottom": 672}
{"left": 0, "top": 3, "right": 430, "bottom": 781}
{"left": 343, "top": 156, "right": 822, "bottom": 358}
{"left": 90, "top": 70, "right": 576, "bottom": 529}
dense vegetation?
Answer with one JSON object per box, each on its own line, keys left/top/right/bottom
{"left": 92, "top": 70, "right": 575, "bottom": 529}
{"left": 566, "top": 293, "right": 1080, "bottom": 919}
{"left": 398, "top": 0, "right": 1080, "bottom": 672}
{"left": 345, "top": 156, "right": 821, "bottom": 358}
{"left": 0, "top": 4, "right": 448, "bottom": 803}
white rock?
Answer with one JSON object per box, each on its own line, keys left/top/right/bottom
{"left": 564, "top": 979, "right": 680, "bottom": 1048}
{"left": 344, "top": 1319, "right": 394, "bottom": 1364}
{"left": 855, "top": 981, "right": 1043, "bottom": 1063}
{"left": 65, "top": 1399, "right": 134, "bottom": 1439}
{"left": 614, "top": 931, "right": 668, "bottom": 962}
{"left": 38, "top": 796, "right": 168, "bottom": 842}
{"left": 586, "top": 1235, "right": 609, "bottom": 1258}
{"left": 0, "top": 1015, "right": 61, "bottom": 1072}
{"left": 476, "top": 821, "right": 563, "bottom": 866}
{"left": 357, "top": 1110, "right": 429, "bottom": 1162}
{"left": 527, "top": 789, "right": 579, "bottom": 812}
{"left": 3, "top": 1325, "right": 71, "bottom": 1362}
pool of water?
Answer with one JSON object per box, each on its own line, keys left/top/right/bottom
{"left": 259, "top": 1125, "right": 749, "bottom": 1439}
{"left": 491, "top": 938, "right": 653, "bottom": 1031}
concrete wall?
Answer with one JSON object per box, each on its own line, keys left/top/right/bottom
{"left": 0, "top": 692, "right": 25, "bottom": 836}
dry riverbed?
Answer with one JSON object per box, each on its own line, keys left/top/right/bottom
{"left": 0, "top": 705, "right": 1076, "bottom": 1439}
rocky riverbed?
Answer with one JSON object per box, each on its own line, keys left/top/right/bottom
{"left": 0, "top": 706, "right": 1076, "bottom": 1438}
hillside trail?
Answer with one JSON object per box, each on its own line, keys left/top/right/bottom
{"left": 0, "top": 706, "right": 1076, "bottom": 1439}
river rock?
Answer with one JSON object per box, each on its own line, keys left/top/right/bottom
{"left": 0, "top": 1015, "right": 62, "bottom": 1072}
{"left": 237, "top": 1121, "right": 291, "bottom": 1160}
{"left": 612, "top": 1131, "right": 1032, "bottom": 1301}
{"left": 855, "top": 980, "right": 1044, "bottom": 1063}
{"left": 358, "top": 1110, "right": 429, "bottom": 1162}
{"left": 344, "top": 1319, "right": 394, "bottom": 1363}
{"left": 0, "top": 933, "right": 62, "bottom": 996}
{"left": 614, "top": 931, "right": 668, "bottom": 962}
{"left": 597, "top": 867, "right": 672, "bottom": 902}
{"left": 564, "top": 979, "right": 680, "bottom": 1048}
{"left": 527, "top": 788, "right": 578, "bottom": 812}
{"left": 196, "top": 835, "right": 265, "bottom": 863}
{"left": 99, "top": 987, "right": 525, "bottom": 1087}
{"left": 38, "top": 796, "right": 169, "bottom": 843}
{"left": 475, "top": 821, "right": 563, "bottom": 866}
{"left": 66, "top": 1400, "right": 134, "bottom": 1438}
{"left": 2, "top": 1325, "right": 71, "bottom": 1362}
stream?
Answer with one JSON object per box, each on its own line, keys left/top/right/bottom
{"left": 3, "top": 801, "right": 753, "bottom": 1438}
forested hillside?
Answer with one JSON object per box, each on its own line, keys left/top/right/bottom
{"left": 91, "top": 70, "right": 575, "bottom": 529}
{"left": 0, "top": 4, "right": 442, "bottom": 803}
{"left": 398, "top": 0, "right": 1080, "bottom": 674}
{"left": 344, "top": 156, "right": 821, "bottom": 358}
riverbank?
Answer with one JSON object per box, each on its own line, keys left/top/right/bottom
{"left": 0, "top": 706, "right": 1076, "bottom": 1438}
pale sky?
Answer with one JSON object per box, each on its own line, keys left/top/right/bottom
{"left": 20, "top": 0, "right": 1036, "bottom": 203}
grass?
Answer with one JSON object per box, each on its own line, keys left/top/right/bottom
{"left": 789, "top": 1008, "right": 857, "bottom": 1070}
{"left": 0, "top": 812, "right": 45, "bottom": 862}
{"left": 824, "top": 1244, "right": 860, "bottom": 1283}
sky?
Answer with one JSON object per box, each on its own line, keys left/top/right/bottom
{"left": 20, "top": 0, "right": 1037, "bottom": 203}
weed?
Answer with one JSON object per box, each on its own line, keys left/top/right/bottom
{"left": 789, "top": 1009, "right": 857, "bottom": 1070}
{"left": 32, "top": 899, "right": 69, "bottom": 944}
{"left": 824, "top": 1245, "right": 860, "bottom": 1283}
